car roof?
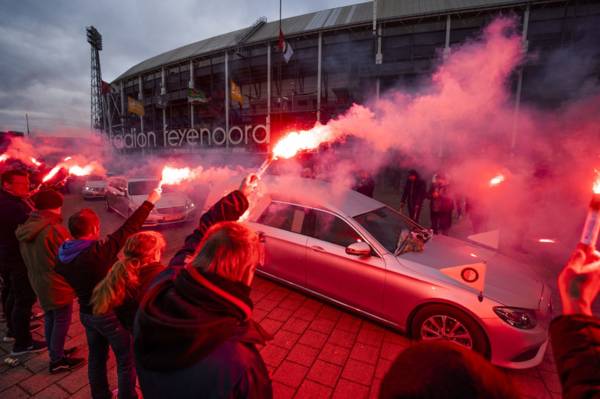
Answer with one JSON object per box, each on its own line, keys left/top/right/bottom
{"left": 263, "top": 176, "right": 383, "bottom": 217}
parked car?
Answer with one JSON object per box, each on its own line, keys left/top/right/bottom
{"left": 105, "top": 177, "right": 196, "bottom": 226}
{"left": 81, "top": 176, "right": 107, "bottom": 199}
{"left": 237, "top": 177, "right": 552, "bottom": 369}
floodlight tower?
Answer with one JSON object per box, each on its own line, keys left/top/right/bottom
{"left": 87, "top": 26, "right": 105, "bottom": 132}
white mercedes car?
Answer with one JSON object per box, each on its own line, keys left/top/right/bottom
{"left": 217, "top": 176, "right": 553, "bottom": 369}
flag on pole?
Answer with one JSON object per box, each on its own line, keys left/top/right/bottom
{"left": 187, "top": 88, "right": 209, "bottom": 104}
{"left": 278, "top": 29, "right": 294, "bottom": 63}
{"left": 230, "top": 80, "right": 243, "bottom": 105}
{"left": 127, "top": 96, "right": 145, "bottom": 116}
{"left": 101, "top": 81, "right": 112, "bottom": 94}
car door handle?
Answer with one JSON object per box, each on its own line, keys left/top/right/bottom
{"left": 310, "top": 245, "right": 325, "bottom": 252}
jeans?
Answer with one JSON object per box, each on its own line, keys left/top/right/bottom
{"left": 44, "top": 304, "right": 73, "bottom": 362}
{"left": 80, "top": 312, "right": 137, "bottom": 399}
{"left": 0, "top": 267, "right": 12, "bottom": 331}
{"left": 8, "top": 267, "right": 37, "bottom": 348}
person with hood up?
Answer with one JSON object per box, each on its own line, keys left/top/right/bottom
{"left": 400, "top": 169, "right": 427, "bottom": 223}
{"left": 16, "top": 190, "right": 85, "bottom": 373}
{"left": 134, "top": 175, "right": 273, "bottom": 399}
{"left": 0, "top": 169, "right": 45, "bottom": 354}
{"left": 90, "top": 231, "right": 166, "bottom": 331}
{"left": 55, "top": 188, "right": 161, "bottom": 399}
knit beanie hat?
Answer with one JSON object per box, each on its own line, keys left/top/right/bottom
{"left": 31, "top": 190, "right": 64, "bottom": 210}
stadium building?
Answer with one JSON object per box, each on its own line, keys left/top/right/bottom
{"left": 108, "top": 0, "right": 600, "bottom": 152}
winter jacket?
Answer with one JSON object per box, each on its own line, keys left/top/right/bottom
{"left": 0, "top": 189, "right": 33, "bottom": 267}
{"left": 15, "top": 211, "right": 74, "bottom": 311}
{"left": 55, "top": 201, "right": 153, "bottom": 315}
{"left": 134, "top": 190, "right": 273, "bottom": 399}
{"left": 114, "top": 261, "right": 165, "bottom": 331}
{"left": 428, "top": 183, "right": 454, "bottom": 213}
{"left": 550, "top": 315, "right": 600, "bottom": 399}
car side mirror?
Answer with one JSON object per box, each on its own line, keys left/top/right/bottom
{"left": 346, "top": 241, "right": 371, "bottom": 257}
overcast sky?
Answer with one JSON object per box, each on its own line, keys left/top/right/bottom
{"left": 0, "top": 0, "right": 361, "bottom": 135}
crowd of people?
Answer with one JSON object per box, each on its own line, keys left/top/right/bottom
{"left": 0, "top": 167, "right": 598, "bottom": 398}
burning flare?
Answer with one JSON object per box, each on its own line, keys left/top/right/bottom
{"left": 537, "top": 238, "right": 556, "bottom": 244}
{"left": 593, "top": 169, "right": 600, "bottom": 195}
{"left": 489, "top": 174, "right": 505, "bottom": 187}
{"left": 30, "top": 157, "right": 42, "bottom": 167}
{"left": 42, "top": 166, "right": 63, "bottom": 183}
{"left": 158, "top": 166, "right": 195, "bottom": 190}
{"left": 68, "top": 165, "right": 94, "bottom": 176}
{"left": 272, "top": 124, "right": 333, "bottom": 159}
{"left": 0, "top": 154, "right": 8, "bottom": 162}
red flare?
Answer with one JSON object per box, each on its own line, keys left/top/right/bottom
{"left": 68, "top": 165, "right": 94, "bottom": 176}
{"left": 158, "top": 166, "right": 195, "bottom": 189}
{"left": 0, "top": 154, "right": 8, "bottom": 162}
{"left": 593, "top": 169, "right": 600, "bottom": 195}
{"left": 272, "top": 124, "right": 333, "bottom": 160}
{"left": 42, "top": 166, "right": 63, "bottom": 183}
{"left": 537, "top": 238, "right": 556, "bottom": 244}
{"left": 489, "top": 174, "right": 505, "bottom": 187}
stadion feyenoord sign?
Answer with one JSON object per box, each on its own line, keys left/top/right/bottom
{"left": 111, "top": 123, "right": 270, "bottom": 150}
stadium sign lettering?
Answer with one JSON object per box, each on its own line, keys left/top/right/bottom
{"left": 111, "top": 123, "right": 270, "bottom": 150}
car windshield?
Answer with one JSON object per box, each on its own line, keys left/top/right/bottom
{"left": 353, "top": 207, "right": 410, "bottom": 253}
{"left": 128, "top": 180, "right": 173, "bottom": 195}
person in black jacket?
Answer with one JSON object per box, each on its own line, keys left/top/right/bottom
{"left": 90, "top": 231, "right": 166, "bottom": 331}
{"left": 550, "top": 248, "right": 600, "bottom": 399}
{"left": 134, "top": 175, "right": 273, "bottom": 399}
{"left": 0, "top": 170, "right": 45, "bottom": 354}
{"left": 400, "top": 169, "right": 426, "bottom": 223}
{"left": 428, "top": 173, "right": 454, "bottom": 235}
{"left": 56, "top": 189, "right": 160, "bottom": 399}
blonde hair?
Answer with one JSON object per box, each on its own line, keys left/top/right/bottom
{"left": 190, "top": 222, "right": 261, "bottom": 285}
{"left": 92, "top": 231, "right": 165, "bottom": 315}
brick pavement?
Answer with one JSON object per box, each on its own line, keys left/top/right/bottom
{"left": 0, "top": 276, "right": 562, "bottom": 399}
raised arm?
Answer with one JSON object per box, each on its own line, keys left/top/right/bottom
{"left": 169, "top": 189, "right": 248, "bottom": 267}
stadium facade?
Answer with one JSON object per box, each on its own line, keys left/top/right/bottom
{"left": 107, "top": 0, "right": 600, "bottom": 152}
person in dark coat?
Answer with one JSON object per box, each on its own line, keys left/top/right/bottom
{"left": 0, "top": 170, "right": 44, "bottom": 354}
{"left": 428, "top": 173, "right": 454, "bottom": 235}
{"left": 55, "top": 189, "right": 161, "bottom": 399}
{"left": 550, "top": 248, "right": 600, "bottom": 399}
{"left": 379, "top": 340, "right": 518, "bottom": 399}
{"left": 16, "top": 190, "right": 84, "bottom": 373}
{"left": 353, "top": 170, "right": 376, "bottom": 198}
{"left": 90, "top": 231, "right": 166, "bottom": 331}
{"left": 400, "top": 169, "right": 426, "bottom": 223}
{"left": 134, "top": 176, "right": 273, "bottom": 399}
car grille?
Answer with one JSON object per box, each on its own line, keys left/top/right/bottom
{"left": 156, "top": 206, "right": 185, "bottom": 215}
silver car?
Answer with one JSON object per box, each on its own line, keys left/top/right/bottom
{"left": 241, "top": 177, "right": 552, "bottom": 369}
{"left": 106, "top": 177, "right": 196, "bottom": 226}
{"left": 81, "top": 176, "right": 108, "bottom": 199}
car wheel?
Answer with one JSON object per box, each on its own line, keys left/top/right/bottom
{"left": 411, "top": 304, "right": 489, "bottom": 357}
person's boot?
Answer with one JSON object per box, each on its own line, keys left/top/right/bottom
{"left": 49, "top": 356, "right": 85, "bottom": 373}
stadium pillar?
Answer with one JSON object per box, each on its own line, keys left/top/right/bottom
{"left": 317, "top": 32, "right": 322, "bottom": 123}
{"left": 138, "top": 76, "right": 144, "bottom": 134}
{"left": 444, "top": 14, "right": 451, "bottom": 59}
{"left": 267, "top": 43, "right": 271, "bottom": 133}
{"left": 120, "top": 81, "right": 125, "bottom": 135}
{"left": 225, "top": 51, "right": 229, "bottom": 149}
{"left": 161, "top": 67, "right": 167, "bottom": 134}
{"left": 189, "top": 60, "right": 194, "bottom": 129}
{"left": 511, "top": 4, "right": 530, "bottom": 152}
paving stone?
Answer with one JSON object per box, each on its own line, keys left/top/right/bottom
{"left": 350, "top": 342, "right": 380, "bottom": 365}
{"left": 328, "top": 329, "right": 356, "bottom": 349}
{"left": 279, "top": 298, "right": 304, "bottom": 312}
{"left": 293, "top": 307, "right": 320, "bottom": 322}
{"left": 332, "top": 378, "right": 370, "bottom": 399}
{"left": 0, "top": 385, "right": 30, "bottom": 399}
{"left": 265, "top": 289, "right": 289, "bottom": 302}
{"left": 307, "top": 360, "right": 342, "bottom": 387}
{"left": 269, "top": 307, "right": 294, "bottom": 323}
{"left": 272, "top": 382, "right": 295, "bottom": 399}
{"left": 255, "top": 298, "right": 280, "bottom": 312}
{"left": 336, "top": 315, "right": 363, "bottom": 334}
{"left": 272, "top": 360, "right": 309, "bottom": 389}
{"left": 380, "top": 341, "right": 406, "bottom": 361}
{"left": 356, "top": 325, "right": 385, "bottom": 347}
{"left": 282, "top": 317, "right": 311, "bottom": 335}
{"left": 318, "top": 343, "right": 350, "bottom": 367}
{"left": 298, "top": 330, "right": 328, "bottom": 350}
{"left": 0, "top": 367, "right": 33, "bottom": 392}
{"left": 369, "top": 378, "right": 382, "bottom": 399}
{"left": 31, "top": 384, "right": 70, "bottom": 399}
{"left": 259, "top": 318, "right": 284, "bottom": 335}
{"left": 375, "top": 357, "right": 392, "bottom": 379}
{"left": 18, "top": 369, "right": 68, "bottom": 395}
{"left": 318, "top": 306, "right": 342, "bottom": 322}
{"left": 56, "top": 365, "right": 89, "bottom": 394}
{"left": 260, "top": 344, "right": 289, "bottom": 368}
{"left": 309, "top": 317, "right": 337, "bottom": 335}
{"left": 252, "top": 308, "right": 269, "bottom": 322}
{"left": 272, "top": 330, "right": 301, "bottom": 350}
{"left": 287, "top": 343, "right": 319, "bottom": 367}
{"left": 341, "top": 359, "right": 375, "bottom": 386}
{"left": 294, "top": 379, "right": 332, "bottom": 399}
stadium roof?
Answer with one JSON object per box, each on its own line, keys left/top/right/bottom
{"left": 115, "top": 0, "right": 536, "bottom": 82}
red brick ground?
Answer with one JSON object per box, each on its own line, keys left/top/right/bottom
{"left": 0, "top": 276, "right": 563, "bottom": 398}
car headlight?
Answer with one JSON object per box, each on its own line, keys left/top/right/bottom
{"left": 185, "top": 200, "right": 195, "bottom": 210}
{"left": 84, "top": 186, "right": 90, "bottom": 191}
{"left": 493, "top": 307, "right": 537, "bottom": 329}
